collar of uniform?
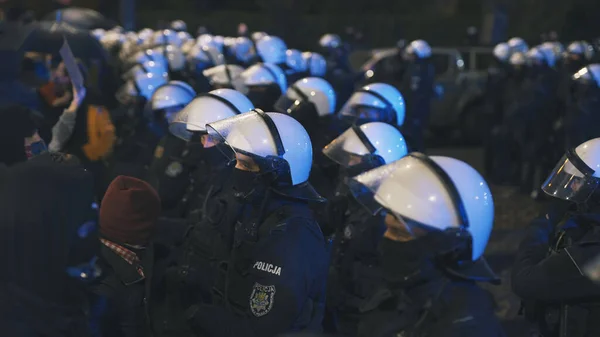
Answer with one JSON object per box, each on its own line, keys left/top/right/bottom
{"left": 100, "top": 241, "right": 146, "bottom": 286}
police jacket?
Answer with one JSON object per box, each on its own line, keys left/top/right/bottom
{"left": 327, "top": 198, "right": 386, "bottom": 336}
{"left": 179, "top": 183, "right": 329, "bottom": 337}
{"left": 512, "top": 211, "right": 600, "bottom": 337}
{"left": 147, "top": 133, "right": 189, "bottom": 215}
{"left": 358, "top": 277, "right": 504, "bottom": 337}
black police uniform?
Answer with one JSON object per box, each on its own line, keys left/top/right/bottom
{"left": 176, "top": 173, "right": 329, "bottom": 337}
{"left": 564, "top": 80, "right": 600, "bottom": 150}
{"left": 512, "top": 210, "right": 600, "bottom": 337}
{"left": 357, "top": 237, "right": 505, "bottom": 337}
{"left": 327, "top": 198, "right": 385, "bottom": 336}
{"left": 177, "top": 141, "right": 234, "bottom": 222}
{"left": 399, "top": 59, "right": 435, "bottom": 152}
{"left": 147, "top": 132, "right": 190, "bottom": 217}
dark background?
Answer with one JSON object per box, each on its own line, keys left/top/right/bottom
{"left": 3, "top": 0, "right": 600, "bottom": 50}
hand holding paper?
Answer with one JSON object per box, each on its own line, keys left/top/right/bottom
{"left": 59, "top": 37, "right": 85, "bottom": 92}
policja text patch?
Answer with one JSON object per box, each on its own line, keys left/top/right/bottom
{"left": 253, "top": 261, "right": 282, "bottom": 276}
{"left": 250, "top": 283, "right": 276, "bottom": 317}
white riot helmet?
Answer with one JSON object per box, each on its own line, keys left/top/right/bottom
{"left": 542, "top": 137, "right": 600, "bottom": 203}
{"left": 348, "top": 154, "right": 495, "bottom": 264}
{"left": 251, "top": 31, "right": 268, "bottom": 42}
{"left": 207, "top": 110, "right": 323, "bottom": 201}
{"left": 116, "top": 71, "right": 169, "bottom": 104}
{"left": 404, "top": 40, "right": 432, "bottom": 59}
{"left": 339, "top": 83, "right": 406, "bottom": 126}
{"left": 177, "top": 31, "right": 193, "bottom": 45}
{"left": 171, "top": 20, "right": 187, "bottom": 32}
{"left": 152, "top": 29, "right": 182, "bottom": 47}
{"left": 323, "top": 122, "right": 408, "bottom": 169}
{"left": 319, "top": 34, "right": 342, "bottom": 49}
{"left": 202, "top": 64, "right": 245, "bottom": 91}
{"left": 188, "top": 44, "right": 224, "bottom": 71}
{"left": 275, "top": 77, "right": 335, "bottom": 126}
{"left": 100, "top": 32, "right": 124, "bottom": 51}
{"left": 566, "top": 41, "right": 595, "bottom": 61}
{"left": 153, "top": 45, "right": 186, "bottom": 72}
{"left": 230, "top": 37, "right": 256, "bottom": 64}
{"left": 572, "top": 64, "right": 600, "bottom": 88}
{"left": 542, "top": 41, "right": 565, "bottom": 60}
{"left": 137, "top": 28, "right": 154, "bottom": 42}
{"left": 302, "top": 52, "right": 327, "bottom": 77}
{"left": 493, "top": 43, "right": 511, "bottom": 63}
{"left": 122, "top": 60, "right": 169, "bottom": 82}
{"left": 508, "top": 37, "right": 529, "bottom": 54}
{"left": 526, "top": 46, "right": 556, "bottom": 68}
{"left": 126, "top": 49, "right": 169, "bottom": 73}
{"left": 150, "top": 81, "right": 196, "bottom": 123}
{"left": 285, "top": 49, "right": 307, "bottom": 74}
{"left": 170, "top": 88, "right": 254, "bottom": 140}
{"left": 509, "top": 52, "right": 526, "bottom": 67}
{"left": 240, "top": 63, "right": 287, "bottom": 109}
{"left": 256, "top": 36, "right": 287, "bottom": 64}
{"left": 91, "top": 29, "right": 105, "bottom": 40}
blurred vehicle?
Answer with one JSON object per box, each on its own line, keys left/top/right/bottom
{"left": 357, "top": 46, "right": 493, "bottom": 143}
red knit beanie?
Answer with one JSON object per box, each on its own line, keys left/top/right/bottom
{"left": 99, "top": 176, "right": 161, "bottom": 246}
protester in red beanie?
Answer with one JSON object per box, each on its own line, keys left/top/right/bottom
{"left": 92, "top": 175, "right": 168, "bottom": 337}
{"left": 100, "top": 175, "right": 161, "bottom": 246}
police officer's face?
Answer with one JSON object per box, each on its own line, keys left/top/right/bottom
{"left": 235, "top": 152, "right": 260, "bottom": 172}
{"left": 383, "top": 213, "right": 428, "bottom": 242}
{"left": 201, "top": 134, "right": 217, "bottom": 148}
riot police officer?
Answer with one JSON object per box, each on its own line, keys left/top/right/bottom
{"left": 255, "top": 35, "right": 288, "bottom": 69}
{"left": 110, "top": 71, "right": 168, "bottom": 180}
{"left": 169, "top": 88, "right": 255, "bottom": 220}
{"left": 319, "top": 33, "right": 352, "bottom": 75}
{"left": 565, "top": 64, "right": 600, "bottom": 149}
{"left": 177, "top": 110, "right": 329, "bottom": 337}
{"left": 203, "top": 64, "right": 246, "bottom": 91}
{"left": 397, "top": 39, "right": 436, "bottom": 152}
{"left": 512, "top": 137, "right": 600, "bottom": 337}
{"left": 146, "top": 81, "right": 196, "bottom": 216}
{"left": 285, "top": 49, "right": 308, "bottom": 84}
{"left": 338, "top": 83, "right": 406, "bottom": 127}
{"left": 519, "top": 45, "right": 560, "bottom": 198}
{"left": 302, "top": 52, "right": 328, "bottom": 78}
{"left": 508, "top": 37, "right": 530, "bottom": 54}
{"left": 349, "top": 154, "right": 504, "bottom": 337}
{"left": 240, "top": 63, "right": 287, "bottom": 111}
{"left": 483, "top": 43, "right": 512, "bottom": 179}
{"left": 323, "top": 122, "right": 408, "bottom": 335}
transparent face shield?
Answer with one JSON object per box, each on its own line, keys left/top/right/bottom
{"left": 339, "top": 91, "right": 396, "bottom": 124}
{"left": 541, "top": 149, "right": 600, "bottom": 203}
{"left": 169, "top": 108, "right": 192, "bottom": 141}
{"left": 347, "top": 154, "right": 470, "bottom": 243}
{"left": 322, "top": 125, "right": 383, "bottom": 168}
{"left": 206, "top": 111, "right": 293, "bottom": 186}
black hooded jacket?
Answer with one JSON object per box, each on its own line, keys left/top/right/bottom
{"left": 0, "top": 155, "right": 97, "bottom": 337}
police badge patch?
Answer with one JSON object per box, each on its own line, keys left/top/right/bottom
{"left": 165, "top": 161, "right": 183, "bottom": 177}
{"left": 249, "top": 283, "right": 276, "bottom": 317}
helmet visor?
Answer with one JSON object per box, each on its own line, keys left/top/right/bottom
{"left": 206, "top": 112, "right": 288, "bottom": 180}
{"left": 322, "top": 127, "right": 372, "bottom": 167}
{"left": 541, "top": 154, "right": 600, "bottom": 203}
{"left": 339, "top": 101, "right": 394, "bottom": 124}
{"left": 169, "top": 109, "right": 192, "bottom": 141}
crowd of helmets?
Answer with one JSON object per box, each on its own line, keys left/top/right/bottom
{"left": 7, "top": 16, "right": 600, "bottom": 337}
{"left": 484, "top": 36, "right": 600, "bottom": 200}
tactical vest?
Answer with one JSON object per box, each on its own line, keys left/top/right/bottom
{"left": 180, "top": 200, "right": 326, "bottom": 333}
